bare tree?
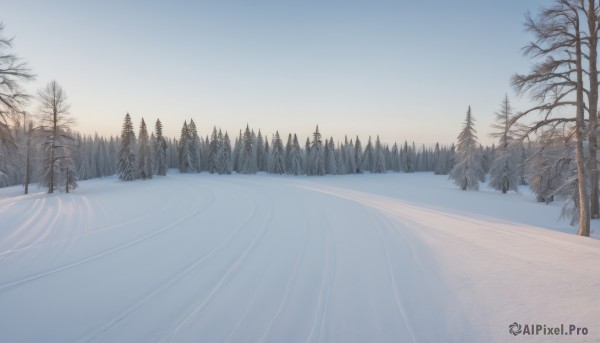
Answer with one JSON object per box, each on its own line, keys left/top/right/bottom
{"left": 37, "top": 80, "right": 75, "bottom": 193}
{"left": 0, "top": 23, "right": 35, "bottom": 177}
{"left": 512, "top": 0, "right": 591, "bottom": 236}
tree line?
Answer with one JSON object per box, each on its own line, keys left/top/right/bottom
{"left": 2, "top": 0, "right": 600, "bottom": 238}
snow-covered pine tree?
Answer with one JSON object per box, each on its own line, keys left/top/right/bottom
{"left": 237, "top": 125, "right": 256, "bottom": 174}
{"left": 290, "top": 134, "right": 304, "bottom": 175}
{"left": 118, "top": 113, "right": 138, "bottom": 181}
{"left": 346, "top": 139, "right": 356, "bottom": 174}
{"left": 256, "top": 130, "right": 266, "bottom": 172}
{"left": 306, "top": 126, "right": 326, "bottom": 176}
{"left": 450, "top": 106, "right": 484, "bottom": 190}
{"left": 269, "top": 131, "right": 285, "bottom": 174}
{"left": 373, "top": 135, "right": 386, "bottom": 173}
{"left": 137, "top": 118, "right": 153, "bottom": 180}
{"left": 325, "top": 137, "right": 338, "bottom": 175}
{"left": 232, "top": 130, "right": 242, "bottom": 172}
{"left": 354, "top": 136, "right": 363, "bottom": 173}
{"left": 362, "top": 137, "right": 374, "bottom": 172}
{"left": 188, "top": 119, "right": 201, "bottom": 172}
{"left": 264, "top": 140, "right": 270, "bottom": 171}
{"left": 403, "top": 141, "right": 414, "bottom": 173}
{"left": 217, "top": 131, "right": 232, "bottom": 174}
{"left": 391, "top": 142, "right": 400, "bottom": 172}
{"left": 154, "top": 119, "right": 167, "bottom": 176}
{"left": 489, "top": 95, "right": 519, "bottom": 193}
{"left": 208, "top": 126, "right": 219, "bottom": 174}
{"left": 284, "top": 133, "right": 293, "bottom": 174}
{"left": 178, "top": 121, "right": 192, "bottom": 173}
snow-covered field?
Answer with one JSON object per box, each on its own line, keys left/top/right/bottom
{"left": 1, "top": 172, "right": 599, "bottom": 342}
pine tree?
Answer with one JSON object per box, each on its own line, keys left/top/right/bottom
{"left": 137, "top": 118, "right": 153, "bottom": 179}
{"left": 237, "top": 125, "right": 256, "bottom": 174}
{"left": 154, "top": 119, "right": 168, "bottom": 176}
{"left": 306, "top": 126, "right": 326, "bottom": 176}
{"left": 450, "top": 106, "right": 484, "bottom": 190}
{"left": 269, "top": 131, "right": 285, "bottom": 174}
{"left": 354, "top": 136, "right": 363, "bottom": 173}
{"left": 188, "top": 119, "right": 201, "bottom": 172}
{"left": 325, "top": 137, "right": 338, "bottom": 175}
{"left": 284, "top": 133, "right": 293, "bottom": 174}
{"left": 208, "top": 126, "right": 219, "bottom": 174}
{"left": 217, "top": 131, "right": 232, "bottom": 174}
{"left": 373, "top": 136, "right": 386, "bottom": 173}
{"left": 289, "top": 134, "right": 304, "bottom": 175}
{"left": 118, "top": 113, "right": 137, "bottom": 181}
{"left": 178, "top": 121, "right": 192, "bottom": 173}
{"left": 362, "top": 137, "right": 374, "bottom": 172}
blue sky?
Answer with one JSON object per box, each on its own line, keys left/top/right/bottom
{"left": 4, "top": 0, "right": 547, "bottom": 145}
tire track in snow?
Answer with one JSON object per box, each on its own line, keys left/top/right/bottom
{"left": 161, "top": 196, "right": 275, "bottom": 343}
{"left": 361, "top": 206, "right": 417, "bottom": 343}
{"left": 256, "top": 213, "right": 310, "bottom": 343}
{"left": 0, "top": 183, "right": 181, "bottom": 258}
{"left": 0, "top": 188, "right": 216, "bottom": 293}
{"left": 2, "top": 197, "right": 45, "bottom": 242}
{"left": 304, "top": 216, "right": 336, "bottom": 343}
{"left": 77, "top": 192, "right": 258, "bottom": 343}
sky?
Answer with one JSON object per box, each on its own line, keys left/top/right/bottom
{"left": 4, "top": 0, "right": 549, "bottom": 146}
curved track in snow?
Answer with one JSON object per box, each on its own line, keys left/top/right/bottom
{"left": 0, "top": 173, "right": 599, "bottom": 342}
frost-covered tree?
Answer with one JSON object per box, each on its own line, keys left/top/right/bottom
{"left": 373, "top": 136, "right": 386, "bottom": 173}
{"left": 354, "top": 136, "right": 363, "bottom": 173}
{"left": 450, "top": 106, "right": 484, "bottom": 190}
{"left": 403, "top": 141, "right": 414, "bottom": 173}
{"left": 362, "top": 137, "right": 374, "bottom": 172}
{"left": 154, "top": 119, "right": 167, "bottom": 176}
{"left": 289, "top": 134, "right": 303, "bottom": 175}
{"left": 325, "top": 137, "right": 338, "bottom": 175}
{"left": 256, "top": 130, "right": 266, "bottom": 172}
{"left": 37, "top": 81, "right": 76, "bottom": 193}
{"left": 208, "top": 126, "right": 219, "bottom": 174}
{"left": 284, "top": 133, "right": 293, "bottom": 173}
{"left": 217, "top": 131, "right": 232, "bottom": 174}
{"left": 188, "top": 119, "right": 201, "bottom": 172}
{"left": 137, "top": 118, "right": 153, "bottom": 180}
{"left": 178, "top": 121, "right": 192, "bottom": 173}
{"left": 269, "top": 131, "right": 285, "bottom": 174}
{"left": 489, "top": 95, "right": 519, "bottom": 193}
{"left": 118, "top": 113, "right": 137, "bottom": 181}
{"left": 306, "top": 126, "right": 325, "bottom": 176}
{"left": 237, "top": 125, "right": 256, "bottom": 174}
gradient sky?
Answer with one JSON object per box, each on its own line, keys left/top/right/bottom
{"left": 4, "top": 0, "right": 548, "bottom": 146}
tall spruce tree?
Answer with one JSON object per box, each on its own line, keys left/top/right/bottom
{"left": 450, "top": 106, "right": 484, "bottom": 190}
{"left": 118, "top": 113, "right": 137, "bottom": 181}
{"left": 306, "top": 126, "right": 325, "bottom": 176}
{"left": 269, "top": 131, "right": 285, "bottom": 174}
{"left": 137, "top": 118, "right": 153, "bottom": 179}
{"left": 154, "top": 119, "right": 167, "bottom": 176}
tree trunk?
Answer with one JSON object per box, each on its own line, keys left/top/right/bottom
{"left": 586, "top": 0, "right": 599, "bottom": 219}
{"left": 575, "top": 18, "right": 591, "bottom": 236}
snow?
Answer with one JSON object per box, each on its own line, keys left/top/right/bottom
{"left": 0, "top": 172, "right": 599, "bottom": 342}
